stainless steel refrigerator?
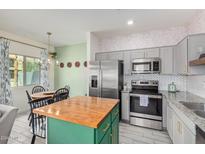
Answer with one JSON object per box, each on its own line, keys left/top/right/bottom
{"left": 89, "top": 60, "right": 123, "bottom": 99}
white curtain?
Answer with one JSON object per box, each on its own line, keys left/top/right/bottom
{"left": 40, "top": 49, "right": 49, "bottom": 90}
{"left": 0, "top": 38, "right": 13, "bottom": 105}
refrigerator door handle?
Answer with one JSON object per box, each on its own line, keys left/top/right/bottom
{"left": 99, "top": 65, "right": 102, "bottom": 97}
{"left": 89, "top": 75, "right": 93, "bottom": 88}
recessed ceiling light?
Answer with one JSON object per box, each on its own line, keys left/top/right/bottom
{"left": 127, "top": 20, "right": 134, "bottom": 25}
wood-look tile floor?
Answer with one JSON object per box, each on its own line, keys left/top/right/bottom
{"left": 8, "top": 113, "right": 172, "bottom": 144}
{"left": 119, "top": 122, "right": 172, "bottom": 144}
{"left": 8, "top": 113, "right": 45, "bottom": 144}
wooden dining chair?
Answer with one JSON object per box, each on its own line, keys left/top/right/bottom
{"left": 26, "top": 90, "right": 32, "bottom": 126}
{"left": 64, "top": 85, "right": 70, "bottom": 92}
{"left": 32, "top": 85, "right": 45, "bottom": 94}
{"left": 29, "top": 97, "right": 51, "bottom": 144}
{"left": 51, "top": 88, "right": 69, "bottom": 103}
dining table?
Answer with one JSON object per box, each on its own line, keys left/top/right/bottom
{"left": 31, "top": 91, "right": 56, "bottom": 100}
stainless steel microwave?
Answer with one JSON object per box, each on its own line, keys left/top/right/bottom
{"left": 131, "top": 58, "right": 161, "bottom": 74}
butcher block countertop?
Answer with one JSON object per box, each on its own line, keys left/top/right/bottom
{"left": 33, "top": 96, "right": 119, "bottom": 128}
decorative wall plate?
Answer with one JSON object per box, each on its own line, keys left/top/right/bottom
{"left": 60, "top": 62, "right": 64, "bottom": 68}
{"left": 67, "top": 62, "right": 72, "bottom": 68}
{"left": 75, "top": 61, "right": 80, "bottom": 67}
{"left": 84, "top": 61, "right": 87, "bottom": 67}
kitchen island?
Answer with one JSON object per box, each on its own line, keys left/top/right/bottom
{"left": 33, "top": 96, "right": 119, "bottom": 144}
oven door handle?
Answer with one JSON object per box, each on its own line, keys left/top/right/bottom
{"left": 130, "top": 93, "right": 162, "bottom": 99}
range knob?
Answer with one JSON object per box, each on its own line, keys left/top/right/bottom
{"left": 132, "top": 81, "right": 137, "bottom": 85}
{"left": 153, "top": 81, "right": 158, "bottom": 85}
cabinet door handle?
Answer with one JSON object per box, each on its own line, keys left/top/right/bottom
{"left": 110, "top": 133, "right": 113, "bottom": 144}
{"left": 102, "top": 123, "right": 110, "bottom": 132}
{"left": 177, "top": 121, "right": 180, "bottom": 133}
{"left": 177, "top": 121, "right": 182, "bottom": 135}
{"left": 179, "top": 122, "right": 182, "bottom": 135}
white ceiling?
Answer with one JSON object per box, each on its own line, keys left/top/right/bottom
{"left": 0, "top": 9, "right": 199, "bottom": 47}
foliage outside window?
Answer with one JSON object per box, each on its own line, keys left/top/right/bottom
{"left": 9, "top": 54, "right": 24, "bottom": 87}
{"left": 26, "top": 57, "right": 40, "bottom": 85}
{"left": 9, "top": 54, "right": 40, "bottom": 87}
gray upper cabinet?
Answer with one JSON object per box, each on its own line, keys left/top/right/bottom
{"left": 130, "top": 48, "right": 160, "bottom": 60}
{"left": 130, "top": 49, "right": 145, "bottom": 60}
{"left": 188, "top": 34, "right": 205, "bottom": 61}
{"left": 174, "top": 37, "right": 188, "bottom": 75}
{"left": 108, "top": 52, "right": 124, "bottom": 60}
{"left": 160, "top": 47, "right": 174, "bottom": 74}
{"left": 95, "top": 53, "right": 109, "bottom": 61}
{"left": 95, "top": 52, "right": 123, "bottom": 61}
{"left": 173, "top": 34, "right": 205, "bottom": 75}
{"left": 123, "top": 51, "right": 131, "bottom": 75}
{"left": 145, "top": 48, "right": 160, "bottom": 58}
{"left": 95, "top": 34, "right": 205, "bottom": 76}
{"left": 188, "top": 34, "right": 205, "bottom": 75}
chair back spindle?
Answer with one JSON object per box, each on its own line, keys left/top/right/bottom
{"left": 32, "top": 85, "right": 46, "bottom": 94}
{"left": 26, "top": 90, "right": 32, "bottom": 101}
{"left": 29, "top": 97, "right": 50, "bottom": 144}
{"left": 52, "top": 88, "right": 69, "bottom": 103}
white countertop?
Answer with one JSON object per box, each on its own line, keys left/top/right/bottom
{"left": 160, "top": 91, "right": 205, "bottom": 133}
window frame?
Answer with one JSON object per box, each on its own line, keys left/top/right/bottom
{"left": 9, "top": 52, "right": 41, "bottom": 88}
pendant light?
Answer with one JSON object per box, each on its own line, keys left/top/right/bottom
{"left": 47, "top": 32, "right": 52, "bottom": 64}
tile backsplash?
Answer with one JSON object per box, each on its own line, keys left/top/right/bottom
{"left": 187, "top": 75, "right": 205, "bottom": 98}
{"left": 124, "top": 74, "right": 187, "bottom": 91}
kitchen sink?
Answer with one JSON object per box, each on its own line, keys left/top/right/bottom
{"left": 180, "top": 101, "right": 205, "bottom": 110}
{"left": 194, "top": 111, "right": 205, "bottom": 118}
{"left": 179, "top": 101, "right": 205, "bottom": 119}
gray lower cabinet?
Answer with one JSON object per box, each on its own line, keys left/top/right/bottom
{"left": 162, "top": 96, "right": 167, "bottom": 128}
{"left": 172, "top": 112, "right": 195, "bottom": 144}
{"left": 172, "top": 113, "right": 184, "bottom": 144}
{"left": 160, "top": 47, "right": 174, "bottom": 74}
{"left": 121, "top": 91, "right": 130, "bottom": 122}
{"left": 167, "top": 105, "right": 173, "bottom": 140}
{"left": 183, "top": 123, "right": 196, "bottom": 144}
{"left": 166, "top": 102, "right": 196, "bottom": 144}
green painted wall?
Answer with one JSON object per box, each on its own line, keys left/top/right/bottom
{"left": 54, "top": 43, "right": 87, "bottom": 97}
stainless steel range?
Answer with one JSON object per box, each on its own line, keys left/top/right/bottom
{"left": 129, "top": 80, "right": 162, "bottom": 130}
